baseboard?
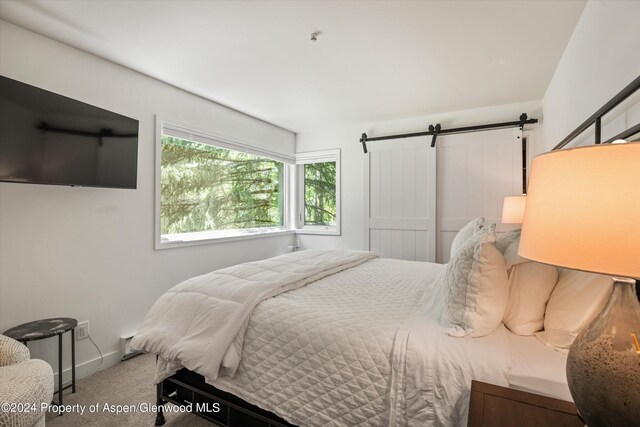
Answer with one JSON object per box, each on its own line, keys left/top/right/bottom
{"left": 52, "top": 349, "right": 122, "bottom": 384}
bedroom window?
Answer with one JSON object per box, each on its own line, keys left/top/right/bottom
{"left": 296, "top": 150, "right": 340, "bottom": 235}
{"left": 156, "top": 120, "right": 293, "bottom": 248}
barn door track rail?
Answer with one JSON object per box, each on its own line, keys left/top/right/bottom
{"left": 359, "top": 113, "right": 537, "bottom": 154}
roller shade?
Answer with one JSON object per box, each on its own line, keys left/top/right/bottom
{"left": 162, "top": 121, "right": 295, "bottom": 164}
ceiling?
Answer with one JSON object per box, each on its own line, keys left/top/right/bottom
{"left": 0, "top": 0, "right": 586, "bottom": 133}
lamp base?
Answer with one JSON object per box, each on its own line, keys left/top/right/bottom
{"left": 566, "top": 277, "right": 640, "bottom": 427}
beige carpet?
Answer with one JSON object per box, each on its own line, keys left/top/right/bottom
{"left": 45, "top": 353, "right": 211, "bottom": 426}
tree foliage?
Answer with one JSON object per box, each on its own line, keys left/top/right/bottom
{"left": 304, "top": 161, "right": 336, "bottom": 226}
{"left": 160, "top": 136, "right": 283, "bottom": 234}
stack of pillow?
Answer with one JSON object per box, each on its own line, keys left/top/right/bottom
{"left": 438, "top": 217, "right": 613, "bottom": 351}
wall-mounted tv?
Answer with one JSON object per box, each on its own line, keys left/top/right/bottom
{"left": 0, "top": 75, "right": 139, "bottom": 189}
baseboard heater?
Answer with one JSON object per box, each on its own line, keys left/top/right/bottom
{"left": 121, "top": 335, "right": 143, "bottom": 361}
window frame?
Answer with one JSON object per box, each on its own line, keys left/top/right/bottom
{"left": 295, "top": 149, "right": 341, "bottom": 236}
{"left": 155, "top": 117, "right": 294, "bottom": 249}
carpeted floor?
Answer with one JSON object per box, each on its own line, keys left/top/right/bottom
{"left": 45, "top": 353, "right": 211, "bottom": 426}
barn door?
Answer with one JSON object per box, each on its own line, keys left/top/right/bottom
{"left": 436, "top": 128, "right": 523, "bottom": 263}
{"left": 364, "top": 137, "right": 437, "bottom": 262}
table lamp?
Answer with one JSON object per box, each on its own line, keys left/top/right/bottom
{"left": 519, "top": 141, "right": 640, "bottom": 427}
{"left": 501, "top": 195, "right": 526, "bottom": 224}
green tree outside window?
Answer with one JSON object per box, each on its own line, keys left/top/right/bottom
{"left": 160, "top": 136, "right": 284, "bottom": 235}
{"left": 304, "top": 161, "right": 336, "bottom": 226}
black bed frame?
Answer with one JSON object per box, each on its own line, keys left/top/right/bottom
{"left": 154, "top": 367, "right": 297, "bottom": 427}
{"left": 152, "top": 75, "right": 640, "bottom": 427}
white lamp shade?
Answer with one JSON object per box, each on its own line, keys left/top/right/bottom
{"left": 519, "top": 142, "right": 640, "bottom": 279}
{"left": 501, "top": 195, "right": 527, "bottom": 224}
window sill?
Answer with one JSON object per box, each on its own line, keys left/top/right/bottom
{"left": 157, "top": 228, "right": 294, "bottom": 249}
{"left": 296, "top": 227, "right": 340, "bottom": 236}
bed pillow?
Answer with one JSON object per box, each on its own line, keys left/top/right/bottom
{"left": 536, "top": 268, "right": 613, "bottom": 350}
{"left": 441, "top": 224, "right": 510, "bottom": 338}
{"left": 494, "top": 229, "right": 520, "bottom": 254}
{"left": 503, "top": 261, "right": 559, "bottom": 335}
{"left": 497, "top": 231, "right": 559, "bottom": 335}
{"left": 450, "top": 217, "right": 485, "bottom": 259}
{"left": 495, "top": 229, "right": 531, "bottom": 269}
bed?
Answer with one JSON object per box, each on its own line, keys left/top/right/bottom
{"left": 132, "top": 75, "right": 639, "bottom": 427}
{"left": 132, "top": 249, "right": 571, "bottom": 427}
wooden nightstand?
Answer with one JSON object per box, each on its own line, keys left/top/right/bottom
{"left": 468, "top": 380, "right": 584, "bottom": 427}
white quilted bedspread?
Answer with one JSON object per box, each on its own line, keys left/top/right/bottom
{"left": 140, "top": 250, "right": 514, "bottom": 426}
{"left": 213, "top": 257, "right": 444, "bottom": 427}
{"left": 132, "top": 250, "right": 375, "bottom": 382}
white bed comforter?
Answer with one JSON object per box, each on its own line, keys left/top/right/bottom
{"left": 134, "top": 250, "right": 512, "bottom": 426}
{"left": 131, "top": 250, "right": 376, "bottom": 382}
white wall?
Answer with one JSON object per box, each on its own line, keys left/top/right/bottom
{"left": 296, "top": 100, "right": 542, "bottom": 251}
{"left": 0, "top": 21, "right": 296, "bottom": 381}
{"left": 298, "top": 0, "right": 640, "bottom": 254}
{"left": 541, "top": 0, "right": 640, "bottom": 152}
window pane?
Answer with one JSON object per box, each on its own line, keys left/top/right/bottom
{"left": 304, "top": 161, "right": 336, "bottom": 226}
{"left": 161, "top": 135, "right": 284, "bottom": 235}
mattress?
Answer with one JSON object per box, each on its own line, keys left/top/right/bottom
{"left": 506, "top": 333, "right": 572, "bottom": 402}
{"left": 213, "top": 258, "right": 444, "bottom": 426}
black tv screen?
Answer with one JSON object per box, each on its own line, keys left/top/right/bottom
{"left": 0, "top": 75, "right": 138, "bottom": 189}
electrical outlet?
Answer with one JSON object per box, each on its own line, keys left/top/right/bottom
{"left": 76, "top": 321, "right": 89, "bottom": 341}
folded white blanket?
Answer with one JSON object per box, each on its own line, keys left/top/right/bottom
{"left": 131, "top": 249, "right": 376, "bottom": 382}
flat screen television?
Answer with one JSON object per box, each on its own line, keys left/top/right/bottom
{"left": 0, "top": 75, "right": 139, "bottom": 189}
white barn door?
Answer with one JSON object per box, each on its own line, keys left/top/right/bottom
{"left": 364, "top": 137, "right": 437, "bottom": 262}
{"left": 437, "top": 128, "right": 523, "bottom": 263}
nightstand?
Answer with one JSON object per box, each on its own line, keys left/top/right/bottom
{"left": 468, "top": 380, "right": 584, "bottom": 427}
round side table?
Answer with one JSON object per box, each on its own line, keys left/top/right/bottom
{"left": 4, "top": 318, "right": 77, "bottom": 408}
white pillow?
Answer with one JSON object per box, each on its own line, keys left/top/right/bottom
{"left": 503, "top": 261, "right": 559, "bottom": 335}
{"left": 503, "top": 239, "right": 529, "bottom": 269}
{"left": 441, "top": 224, "right": 510, "bottom": 338}
{"left": 495, "top": 229, "right": 528, "bottom": 268}
{"left": 494, "top": 229, "right": 520, "bottom": 254}
{"left": 536, "top": 268, "right": 613, "bottom": 350}
{"left": 450, "top": 217, "right": 484, "bottom": 259}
